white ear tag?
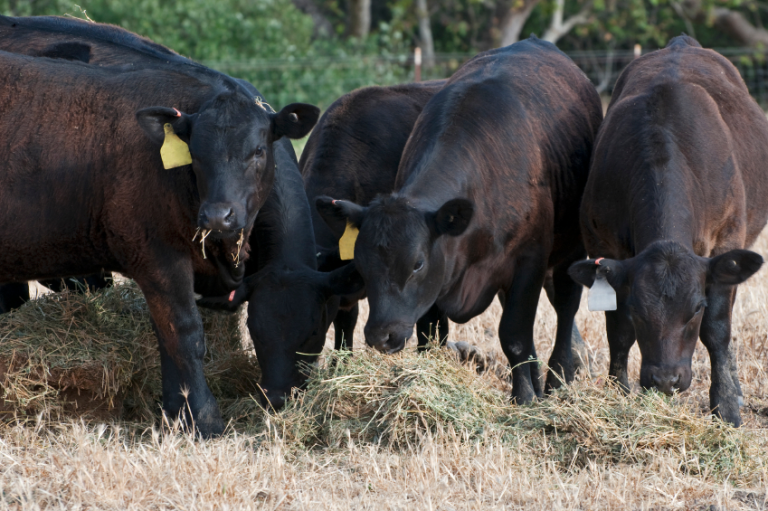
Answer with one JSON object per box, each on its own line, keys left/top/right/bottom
{"left": 588, "top": 274, "right": 617, "bottom": 311}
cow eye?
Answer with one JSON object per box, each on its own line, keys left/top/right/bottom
{"left": 694, "top": 302, "right": 706, "bottom": 315}
{"left": 413, "top": 260, "right": 424, "bottom": 273}
{"left": 252, "top": 147, "right": 264, "bottom": 158}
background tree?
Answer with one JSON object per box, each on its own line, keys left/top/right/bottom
{"left": 5, "top": 0, "right": 768, "bottom": 109}
{"left": 348, "top": 0, "right": 371, "bottom": 38}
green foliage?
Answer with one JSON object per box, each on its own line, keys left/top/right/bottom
{"left": 2, "top": 0, "right": 767, "bottom": 108}
{"left": 210, "top": 26, "right": 411, "bottom": 109}
{"left": 0, "top": 0, "right": 411, "bottom": 109}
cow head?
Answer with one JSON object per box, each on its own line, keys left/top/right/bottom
{"left": 569, "top": 241, "right": 762, "bottom": 394}
{"left": 136, "top": 95, "right": 318, "bottom": 237}
{"left": 316, "top": 195, "right": 473, "bottom": 353}
{"left": 245, "top": 263, "right": 364, "bottom": 409}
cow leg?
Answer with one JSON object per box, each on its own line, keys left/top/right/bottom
{"left": 0, "top": 282, "right": 30, "bottom": 313}
{"left": 699, "top": 285, "right": 741, "bottom": 426}
{"left": 729, "top": 343, "right": 744, "bottom": 407}
{"left": 543, "top": 264, "right": 581, "bottom": 392}
{"left": 499, "top": 257, "right": 547, "bottom": 403}
{"left": 134, "top": 256, "right": 223, "bottom": 438}
{"left": 605, "top": 302, "right": 636, "bottom": 390}
{"left": 334, "top": 304, "right": 358, "bottom": 351}
{"left": 543, "top": 273, "right": 590, "bottom": 375}
{"left": 498, "top": 288, "right": 542, "bottom": 395}
{"left": 416, "top": 304, "right": 449, "bottom": 350}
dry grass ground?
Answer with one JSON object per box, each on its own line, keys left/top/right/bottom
{"left": 1, "top": 227, "right": 768, "bottom": 509}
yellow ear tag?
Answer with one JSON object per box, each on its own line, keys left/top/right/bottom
{"left": 160, "top": 123, "right": 192, "bottom": 169}
{"left": 339, "top": 222, "right": 359, "bottom": 261}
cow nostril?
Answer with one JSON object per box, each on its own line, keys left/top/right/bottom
{"left": 224, "top": 208, "right": 235, "bottom": 222}
{"left": 652, "top": 374, "right": 662, "bottom": 386}
{"left": 670, "top": 374, "right": 680, "bottom": 386}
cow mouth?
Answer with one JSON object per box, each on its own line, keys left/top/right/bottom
{"left": 193, "top": 225, "right": 252, "bottom": 288}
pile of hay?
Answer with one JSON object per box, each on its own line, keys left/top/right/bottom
{"left": 0, "top": 281, "right": 261, "bottom": 422}
{"left": 258, "top": 348, "right": 764, "bottom": 483}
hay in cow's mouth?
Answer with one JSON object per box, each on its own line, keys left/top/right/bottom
{"left": 192, "top": 228, "right": 246, "bottom": 266}
{"left": 192, "top": 227, "right": 213, "bottom": 259}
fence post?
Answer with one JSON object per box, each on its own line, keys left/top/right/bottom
{"left": 415, "top": 47, "right": 422, "bottom": 82}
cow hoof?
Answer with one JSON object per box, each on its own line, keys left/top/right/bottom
{"left": 711, "top": 398, "right": 742, "bottom": 427}
{"left": 511, "top": 388, "right": 536, "bottom": 406}
{"left": 195, "top": 417, "right": 225, "bottom": 439}
{"left": 544, "top": 369, "right": 572, "bottom": 393}
{"left": 446, "top": 341, "right": 490, "bottom": 373}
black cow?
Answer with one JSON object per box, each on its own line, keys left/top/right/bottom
{"left": 0, "top": 15, "right": 356, "bottom": 411}
{"left": 302, "top": 81, "right": 592, "bottom": 370}
{"left": 568, "top": 36, "right": 768, "bottom": 426}
{"left": 0, "top": 47, "right": 317, "bottom": 436}
{"left": 300, "top": 81, "right": 447, "bottom": 350}
{"left": 201, "top": 137, "right": 363, "bottom": 409}
{"left": 317, "top": 36, "right": 602, "bottom": 403}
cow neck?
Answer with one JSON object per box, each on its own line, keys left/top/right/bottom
{"left": 628, "top": 162, "right": 697, "bottom": 254}
{"left": 251, "top": 139, "right": 318, "bottom": 272}
{"left": 396, "top": 147, "right": 469, "bottom": 214}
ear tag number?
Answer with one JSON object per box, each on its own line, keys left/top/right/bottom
{"left": 339, "top": 222, "right": 359, "bottom": 261}
{"left": 160, "top": 123, "right": 192, "bottom": 169}
{"left": 588, "top": 273, "right": 617, "bottom": 311}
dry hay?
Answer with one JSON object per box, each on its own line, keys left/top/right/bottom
{"left": 0, "top": 276, "right": 765, "bottom": 479}
{"left": 230, "top": 347, "right": 764, "bottom": 486}
{"left": 0, "top": 281, "right": 261, "bottom": 423}
{"left": 1, "top": 280, "right": 763, "bottom": 487}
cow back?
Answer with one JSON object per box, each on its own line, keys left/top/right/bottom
{"left": 583, "top": 35, "right": 768, "bottom": 257}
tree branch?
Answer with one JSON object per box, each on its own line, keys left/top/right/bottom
{"left": 680, "top": 0, "right": 768, "bottom": 47}
{"left": 499, "top": 0, "right": 541, "bottom": 47}
{"left": 415, "top": 0, "right": 435, "bottom": 68}
{"left": 542, "top": 0, "right": 592, "bottom": 44}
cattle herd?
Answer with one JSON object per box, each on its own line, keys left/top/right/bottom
{"left": 0, "top": 15, "right": 765, "bottom": 438}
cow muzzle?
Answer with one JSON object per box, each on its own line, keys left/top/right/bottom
{"left": 198, "top": 202, "right": 245, "bottom": 232}
{"left": 640, "top": 363, "right": 692, "bottom": 395}
{"left": 258, "top": 386, "right": 291, "bottom": 411}
{"left": 364, "top": 323, "right": 412, "bottom": 354}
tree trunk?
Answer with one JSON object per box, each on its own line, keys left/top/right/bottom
{"left": 291, "top": 0, "right": 333, "bottom": 38}
{"left": 499, "top": 0, "right": 541, "bottom": 47}
{"left": 712, "top": 7, "right": 768, "bottom": 47}
{"left": 542, "top": 0, "right": 592, "bottom": 44}
{"left": 348, "top": 0, "right": 372, "bottom": 39}
{"left": 415, "top": 0, "right": 435, "bottom": 68}
{"left": 680, "top": 0, "right": 768, "bottom": 47}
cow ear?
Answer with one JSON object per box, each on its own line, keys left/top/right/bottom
{"left": 272, "top": 103, "right": 320, "bottom": 140}
{"left": 316, "top": 244, "right": 344, "bottom": 272}
{"left": 432, "top": 199, "right": 473, "bottom": 237}
{"left": 708, "top": 249, "right": 763, "bottom": 286}
{"left": 568, "top": 258, "right": 628, "bottom": 289}
{"left": 320, "top": 263, "right": 365, "bottom": 297}
{"left": 315, "top": 196, "right": 367, "bottom": 238}
{"left": 136, "top": 107, "right": 195, "bottom": 145}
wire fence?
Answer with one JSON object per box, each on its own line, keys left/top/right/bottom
{"left": 204, "top": 48, "right": 768, "bottom": 108}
